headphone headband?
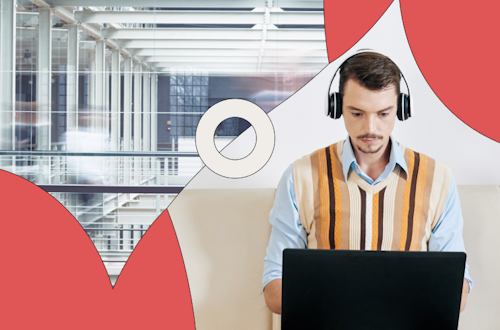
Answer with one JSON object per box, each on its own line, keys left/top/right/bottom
{"left": 327, "top": 49, "right": 412, "bottom": 121}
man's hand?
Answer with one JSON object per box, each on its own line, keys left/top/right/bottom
{"left": 460, "top": 278, "right": 469, "bottom": 313}
{"left": 264, "top": 279, "right": 282, "bottom": 314}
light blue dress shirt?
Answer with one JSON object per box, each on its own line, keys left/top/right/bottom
{"left": 263, "top": 136, "right": 473, "bottom": 292}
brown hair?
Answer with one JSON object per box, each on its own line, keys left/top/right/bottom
{"left": 338, "top": 52, "right": 401, "bottom": 98}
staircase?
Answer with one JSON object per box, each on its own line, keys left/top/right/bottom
{"left": 86, "top": 193, "right": 176, "bottom": 284}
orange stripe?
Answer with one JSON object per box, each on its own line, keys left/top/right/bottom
{"left": 334, "top": 143, "right": 350, "bottom": 250}
{"left": 311, "top": 151, "right": 323, "bottom": 249}
{"left": 330, "top": 144, "right": 342, "bottom": 250}
{"left": 399, "top": 149, "right": 415, "bottom": 251}
{"left": 371, "top": 192, "right": 379, "bottom": 250}
{"left": 318, "top": 148, "right": 331, "bottom": 249}
{"left": 410, "top": 153, "right": 429, "bottom": 250}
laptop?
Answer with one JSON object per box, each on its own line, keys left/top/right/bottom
{"left": 282, "top": 249, "right": 466, "bottom": 330}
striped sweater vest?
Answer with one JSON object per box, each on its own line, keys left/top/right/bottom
{"left": 293, "top": 140, "right": 451, "bottom": 251}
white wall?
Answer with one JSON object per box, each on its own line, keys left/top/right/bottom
{"left": 185, "top": 0, "right": 500, "bottom": 190}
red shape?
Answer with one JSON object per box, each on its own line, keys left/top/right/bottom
{"left": 0, "top": 170, "right": 195, "bottom": 329}
{"left": 324, "top": 0, "right": 393, "bottom": 62}
{"left": 401, "top": 0, "right": 500, "bottom": 142}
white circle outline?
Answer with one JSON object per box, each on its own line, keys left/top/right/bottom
{"left": 195, "top": 99, "right": 275, "bottom": 178}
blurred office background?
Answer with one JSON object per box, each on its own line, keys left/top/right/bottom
{"left": 0, "top": 0, "right": 326, "bottom": 283}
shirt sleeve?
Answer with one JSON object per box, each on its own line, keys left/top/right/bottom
{"left": 428, "top": 174, "right": 473, "bottom": 292}
{"left": 262, "top": 164, "right": 308, "bottom": 291}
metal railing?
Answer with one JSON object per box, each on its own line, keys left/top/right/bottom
{"left": 84, "top": 224, "right": 150, "bottom": 253}
{"left": 0, "top": 150, "right": 200, "bottom": 185}
{"left": 0, "top": 149, "right": 198, "bottom": 265}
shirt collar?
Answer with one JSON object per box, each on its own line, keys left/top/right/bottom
{"left": 341, "top": 135, "right": 409, "bottom": 182}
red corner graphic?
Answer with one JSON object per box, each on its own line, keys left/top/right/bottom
{"left": 324, "top": 0, "right": 394, "bottom": 62}
{"left": 0, "top": 170, "right": 195, "bottom": 329}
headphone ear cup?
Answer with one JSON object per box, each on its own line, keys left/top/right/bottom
{"left": 334, "top": 92, "right": 342, "bottom": 119}
{"left": 397, "top": 94, "right": 403, "bottom": 121}
{"left": 328, "top": 93, "right": 335, "bottom": 118}
{"left": 405, "top": 94, "right": 411, "bottom": 119}
{"left": 397, "top": 93, "right": 410, "bottom": 121}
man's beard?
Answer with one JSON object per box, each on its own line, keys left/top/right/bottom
{"left": 355, "top": 134, "right": 384, "bottom": 154}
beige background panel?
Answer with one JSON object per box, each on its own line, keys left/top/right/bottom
{"left": 166, "top": 186, "right": 500, "bottom": 329}
{"left": 168, "top": 189, "right": 275, "bottom": 330}
{"left": 458, "top": 185, "right": 500, "bottom": 330}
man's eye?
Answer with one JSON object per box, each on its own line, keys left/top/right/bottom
{"left": 352, "top": 113, "right": 362, "bottom": 117}
{"left": 379, "top": 112, "right": 388, "bottom": 117}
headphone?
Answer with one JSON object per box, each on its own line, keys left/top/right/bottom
{"left": 327, "top": 49, "right": 412, "bottom": 121}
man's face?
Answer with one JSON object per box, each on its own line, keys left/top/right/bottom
{"left": 342, "top": 79, "right": 398, "bottom": 155}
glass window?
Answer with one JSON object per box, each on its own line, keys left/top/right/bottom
{"left": 3, "top": 3, "right": 328, "bottom": 285}
{"left": 176, "top": 86, "right": 184, "bottom": 95}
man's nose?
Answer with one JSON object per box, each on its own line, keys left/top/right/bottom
{"left": 363, "top": 114, "right": 376, "bottom": 133}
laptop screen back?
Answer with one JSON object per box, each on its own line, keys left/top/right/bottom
{"left": 282, "top": 250, "right": 465, "bottom": 330}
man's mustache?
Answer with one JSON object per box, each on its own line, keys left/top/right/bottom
{"left": 357, "top": 134, "right": 383, "bottom": 140}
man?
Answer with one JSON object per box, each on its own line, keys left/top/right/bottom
{"left": 262, "top": 52, "right": 472, "bottom": 314}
